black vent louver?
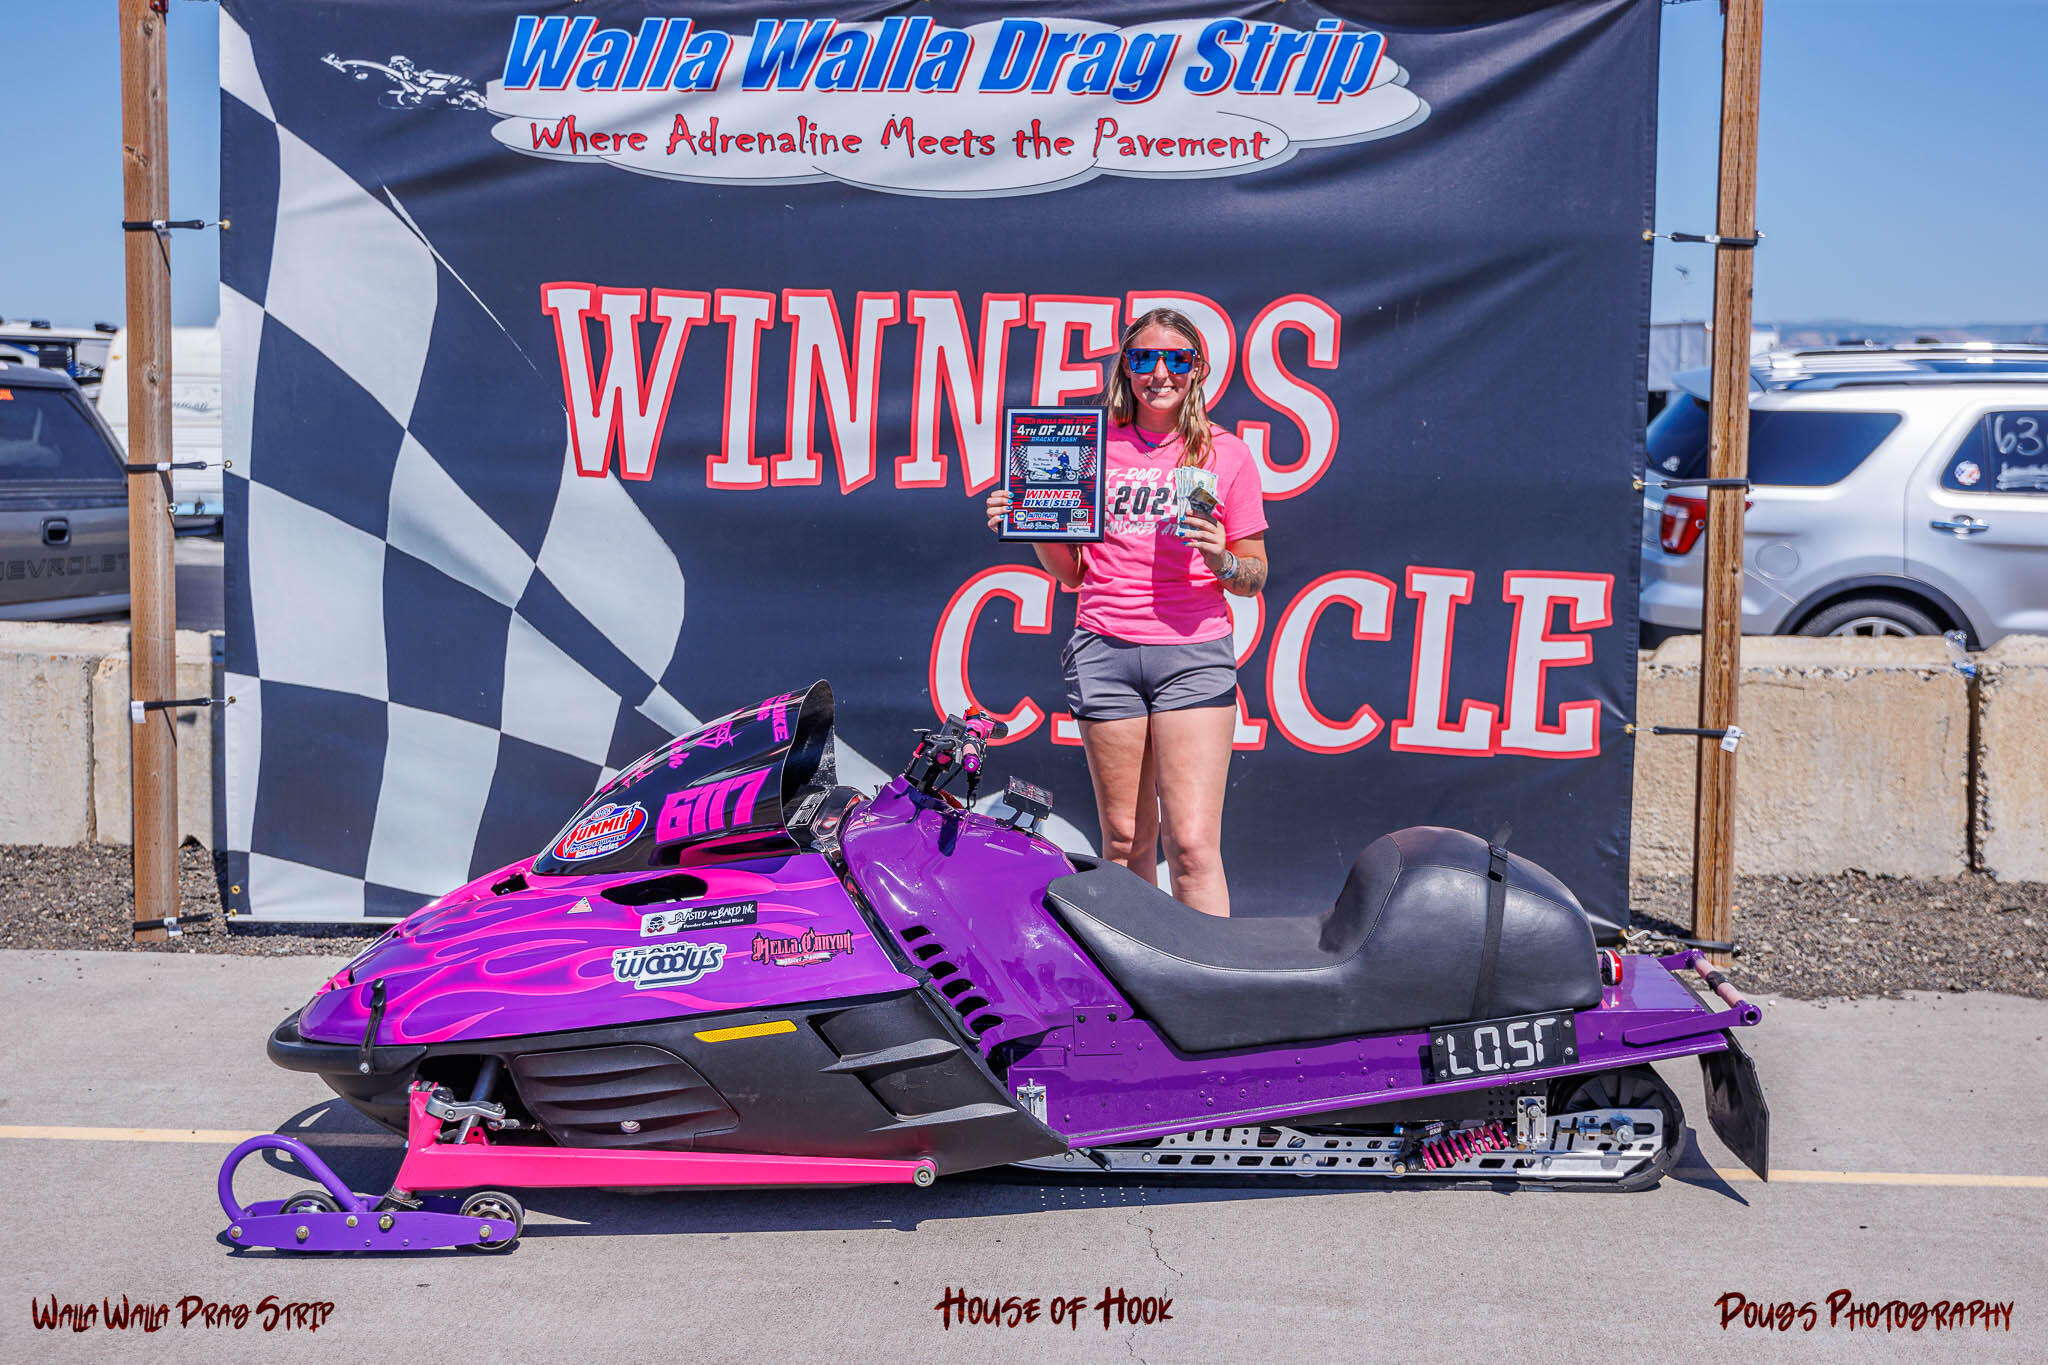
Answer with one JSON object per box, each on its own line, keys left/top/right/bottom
{"left": 509, "top": 1044, "right": 738, "bottom": 1148}
{"left": 891, "top": 926, "right": 1002, "bottom": 1038}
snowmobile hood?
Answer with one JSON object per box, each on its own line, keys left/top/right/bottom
{"left": 298, "top": 851, "right": 914, "bottom": 1047}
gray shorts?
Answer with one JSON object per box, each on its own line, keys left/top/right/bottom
{"left": 1061, "top": 629, "right": 1238, "bottom": 722}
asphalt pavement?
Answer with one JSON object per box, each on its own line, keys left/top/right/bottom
{"left": 1, "top": 949, "right": 2042, "bottom": 1362}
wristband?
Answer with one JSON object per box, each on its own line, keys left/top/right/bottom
{"left": 1216, "top": 550, "right": 1239, "bottom": 583}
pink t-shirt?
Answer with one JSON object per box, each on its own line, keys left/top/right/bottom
{"left": 1076, "top": 424, "right": 1269, "bottom": 644}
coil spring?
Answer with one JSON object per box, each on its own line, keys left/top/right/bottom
{"left": 1420, "top": 1122, "right": 1512, "bottom": 1170}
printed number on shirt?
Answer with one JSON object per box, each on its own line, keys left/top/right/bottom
{"left": 1108, "top": 470, "right": 1175, "bottom": 534}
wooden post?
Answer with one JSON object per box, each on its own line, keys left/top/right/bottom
{"left": 120, "top": 0, "right": 179, "bottom": 942}
{"left": 1691, "top": 0, "right": 1764, "bottom": 966}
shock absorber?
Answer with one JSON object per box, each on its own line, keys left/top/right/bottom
{"left": 1420, "top": 1122, "right": 1512, "bottom": 1170}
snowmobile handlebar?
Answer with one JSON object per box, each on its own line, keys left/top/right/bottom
{"left": 903, "top": 710, "right": 1008, "bottom": 801}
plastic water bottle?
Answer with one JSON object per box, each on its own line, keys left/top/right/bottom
{"left": 1943, "top": 630, "right": 1976, "bottom": 679}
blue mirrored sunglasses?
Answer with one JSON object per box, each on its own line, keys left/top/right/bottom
{"left": 1123, "top": 347, "right": 1198, "bottom": 375}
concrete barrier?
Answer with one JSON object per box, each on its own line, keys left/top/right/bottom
{"left": 90, "top": 646, "right": 215, "bottom": 847}
{"left": 0, "top": 622, "right": 216, "bottom": 848}
{"left": 4, "top": 622, "right": 2044, "bottom": 880}
{"left": 1630, "top": 635, "right": 1971, "bottom": 880}
{"left": 1975, "top": 634, "right": 2048, "bottom": 883}
{"left": 0, "top": 623, "right": 128, "bottom": 845}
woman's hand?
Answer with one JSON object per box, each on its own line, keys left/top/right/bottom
{"left": 985, "top": 488, "right": 1011, "bottom": 534}
{"left": 1182, "top": 511, "right": 1229, "bottom": 563}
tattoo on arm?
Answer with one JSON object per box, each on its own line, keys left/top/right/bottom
{"left": 1227, "top": 555, "right": 1267, "bottom": 595}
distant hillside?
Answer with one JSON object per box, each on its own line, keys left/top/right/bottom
{"left": 1767, "top": 321, "right": 2048, "bottom": 347}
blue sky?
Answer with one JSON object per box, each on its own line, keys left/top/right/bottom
{"left": 1652, "top": 0, "right": 2048, "bottom": 324}
{"left": 2, "top": 1, "right": 2044, "bottom": 328}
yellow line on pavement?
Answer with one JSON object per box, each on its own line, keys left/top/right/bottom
{"left": 0, "top": 1126, "right": 2042, "bottom": 1188}
{"left": 1678, "top": 1166, "right": 2048, "bottom": 1189}
{"left": 0, "top": 1125, "right": 397, "bottom": 1146}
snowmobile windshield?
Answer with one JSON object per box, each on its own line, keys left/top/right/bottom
{"left": 532, "top": 681, "right": 837, "bottom": 877}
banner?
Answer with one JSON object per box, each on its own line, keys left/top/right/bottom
{"left": 220, "top": 1, "right": 1657, "bottom": 921}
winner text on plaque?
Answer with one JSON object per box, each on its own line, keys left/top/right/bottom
{"left": 1000, "top": 407, "right": 1106, "bottom": 543}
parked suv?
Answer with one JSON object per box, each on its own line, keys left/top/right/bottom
{"left": 0, "top": 362, "right": 128, "bottom": 619}
{"left": 1640, "top": 345, "right": 2048, "bottom": 645}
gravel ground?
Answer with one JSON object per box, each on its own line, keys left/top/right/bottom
{"left": 0, "top": 843, "right": 378, "bottom": 957}
{"left": 1630, "top": 872, "right": 2048, "bottom": 997}
{"left": 3, "top": 843, "right": 2044, "bottom": 1000}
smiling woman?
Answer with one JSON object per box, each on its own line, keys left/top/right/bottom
{"left": 985, "top": 309, "right": 1269, "bottom": 916}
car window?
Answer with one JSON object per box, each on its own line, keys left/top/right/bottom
{"left": 0, "top": 386, "right": 120, "bottom": 481}
{"left": 1943, "top": 410, "right": 2048, "bottom": 494}
{"left": 1647, "top": 393, "right": 1710, "bottom": 479}
{"left": 1648, "top": 398, "right": 1900, "bottom": 487}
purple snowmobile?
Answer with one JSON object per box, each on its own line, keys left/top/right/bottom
{"left": 218, "top": 682, "right": 1767, "bottom": 1253}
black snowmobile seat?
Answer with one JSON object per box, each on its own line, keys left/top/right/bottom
{"left": 1044, "top": 827, "right": 1601, "bottom": 1053}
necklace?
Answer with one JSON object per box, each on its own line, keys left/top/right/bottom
{"left": 1130, "top": 423, "right": 1179, "bottom": 451}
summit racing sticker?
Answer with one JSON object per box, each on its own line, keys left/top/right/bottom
{"left": 751, "top": 926, "right": 856, "bottom": 967}
{"left": 613, "top": 939, "right": 727, "bottom": 989}
{"left": 487, "top": 16, "right": 1429, "bottom": 199}
{"left": 640, "top": 900, "right": 759, "bottom": 935}
{"left": 553, "top": 802, "right": 648, "bottom": 860}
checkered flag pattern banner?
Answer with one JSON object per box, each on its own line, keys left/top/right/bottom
{"left": 218, "top": 4, "right": 1103, "bottom": 920}
{"left": 219, "top": 11, "right": 718, "bottom": 920}
{"left": 217, "top": 1, "right": 1659, "bottom": 922}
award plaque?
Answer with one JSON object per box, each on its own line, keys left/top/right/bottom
{"left": 1000, "top": 406, "right": 1105, "bottom": 542}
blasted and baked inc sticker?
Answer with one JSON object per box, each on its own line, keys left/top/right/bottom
{"left": 612, "top": 939, "right": 726, "bottom": 989}
{"left": 640, "top": 900, "right": 759, "bottom": 935}
{"left": 487, "top": 16, "right": 1428, "bottom": 198}
{"left": 751, "top": 926, "right": 855, "bottom": 966}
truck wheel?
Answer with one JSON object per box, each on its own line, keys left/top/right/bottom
{"left": 1796, "top": 597, "right": 1941, "bottom": 638}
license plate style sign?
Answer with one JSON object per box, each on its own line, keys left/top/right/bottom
{"left": 1429, "top": 1011, "right": 1578, "bottom": 1082}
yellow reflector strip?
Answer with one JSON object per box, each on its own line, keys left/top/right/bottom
{"left": 694, "top": 1020, "right": 797, "bottom": 1043}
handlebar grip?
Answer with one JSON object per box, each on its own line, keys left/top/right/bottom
{"left": 959, "top": 710, "right": 1008, "bottom": 741}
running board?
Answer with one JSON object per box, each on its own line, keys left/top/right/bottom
{"left": 1015, "top": 1111, "right": 1664, "bottom": 1182}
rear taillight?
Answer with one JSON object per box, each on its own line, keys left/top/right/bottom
{"left": 1659, "top": 494, "right": 1709, "bottom": 555}
{"left": 1657, "top": 492, "right": 1755, "bottom": 555}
